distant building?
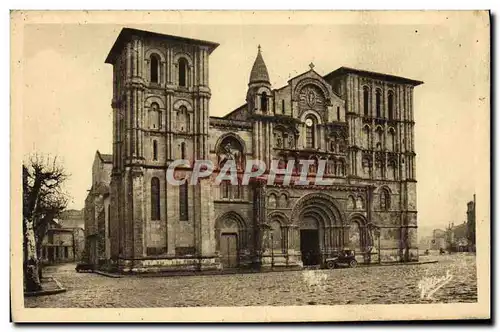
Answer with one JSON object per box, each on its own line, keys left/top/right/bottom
{"left": 84, "top": 151, "right": 112, "bottom": 266}
{"left": 59, "top": 209, "right": 85, "bottom": 261}
{"left": 431, "top": 229, "right": 447, "bottom": 250}
{"left": 446, "top": 222, "right": 469, "bottom": 252}
{"left": 40, "top": 219, "right": 77, "bottom": 263}
{"left": 445, "top": 195, "right": 476, "bottom": 253}
{"left": 467, "top": 195, "right": 476, "bottom": 252}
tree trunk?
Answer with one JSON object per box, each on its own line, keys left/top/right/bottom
{"left": 36, "top": 239, "right": 43, "bottom": 280}
{"left": 24, "top": 217, "right": 41, "bottom": 292}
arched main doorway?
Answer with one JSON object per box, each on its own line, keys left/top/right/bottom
{"left": 299, "top": 216, "right": 320, "bottom": 266}
{"left": 292, "top": 193, "right": 344, "bottom": 266}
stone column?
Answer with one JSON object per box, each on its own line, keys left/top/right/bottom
{"left": 166, "top": 181, "right": 176, "bottom": 255}
{"left": 131, "top": 168, "right": 145, "bottom": 259}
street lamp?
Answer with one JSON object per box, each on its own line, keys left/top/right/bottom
{"left": 373, "top": 227, "right": 381, "bottom": 264}
{"left": 270, "top": 231, "right": 274, "bottom": 269}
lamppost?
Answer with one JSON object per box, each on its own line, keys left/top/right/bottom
{"left": 373, "top": 227, "right": 381, "bottom": 264}
{"left": 270, "top": 231, "right": 274, "bottom": 269}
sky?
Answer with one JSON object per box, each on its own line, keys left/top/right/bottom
{"left": 20, "top": 12, "right": 489, "bottom": 234}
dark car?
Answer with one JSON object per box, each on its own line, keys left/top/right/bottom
{"left": 324, "top": 250, "right": 357, "bottom": 269}
{"left": 75, "top": 262, "right": 95, "bottom": 273}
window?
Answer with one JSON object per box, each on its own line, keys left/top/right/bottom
{"left": 178, "top": 106, "right": 188, "bottom": 132}
{"left": 348, "top": 196, "right": 356, "bottom": 210}
{"left": 261, "top": 92, "right": 268, "bottom": 112}
{"left": 388, "top": 91, "right": 394, "bottom": 120}
{"left": 376, "top": 128, "right": 383, "bottom": 150}
{"left": 309, "top": 157, "right": 318, "bottom": 174}
{"left": 178, "top": 58, "right": 188, "bottom": 87}
{"left": 388, "top": 129, "right": 396, "bottom": 151}
{"left": 151, "top": 177, "right": 160, "bottom": 220}
{"left": 363, "top": 86, "right": 369, "bottom": 117}
{"left": 268, "top": 194, "right": 277, "bottom": 208}
{"left": 282, "top": 100, "right": 285, "bottom": 114}
{"left": 279, "top": 194, "right": 287, "bottom": 208}
{"left": 363, "top": 125, "right": 371, "bottom": 149}
{"left": 305, "top": 117, "right": 316, "bottom": 148}
{"left": 376, "top": 90, "right": 382, "bottom": 118}
{"left": 221, "top": 181, "right": 230, "bottom": 199}
{"left": 179, "top": 183, "right": 188, "bottom": 220}
{"left": 150, "top": 103, "right": 161, "bottom": 129}
{"left": 152, "top": 140, "right": 158, "bottom": 161}
{"left": 283, "top": 133, "right": 288, "bottom": 149}
{"left": 388, "top": 160, "right": 397, "bottom": 180}
{"left": 380, "top": 189, "right": 391, "bottom": 210}
{"left": 181, "top": 142, "right": 186, "bottom": 159}
{"left": 150, "top": 54, "right": 160, "bottom": 83}
{"left": 336, "top": 160, "right": 345, "bottom": 176}
{"left": 234, "top": 184, "right": 242, "bottom": 199}
{"left": 337, "top": 106, "right": 341, "bottom": 121}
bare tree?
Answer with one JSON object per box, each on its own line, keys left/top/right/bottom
{"left": 23, "top": 154, "right": 68, "bottom": 292}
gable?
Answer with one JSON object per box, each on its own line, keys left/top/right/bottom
{"left": 223, "top": 103, "right": 249, "bottom": 121}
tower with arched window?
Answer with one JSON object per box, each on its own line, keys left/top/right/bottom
{"left": 105, "top": 28, "right": 220, "bottom": 273}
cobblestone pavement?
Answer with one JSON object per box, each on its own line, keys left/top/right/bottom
{"left": 25, "top": 254, "right": 477, "bottom": 308}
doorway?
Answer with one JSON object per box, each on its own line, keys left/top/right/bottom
{"left": 220, "top": 233, "right": 238, "bottom": 268}
{"left": 300, "top": 230, "right": 320, "bottom": 266}
{"left": 48, "top": 247, "right": 55, "bottom": 263}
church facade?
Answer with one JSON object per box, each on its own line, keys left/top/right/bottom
{"left": 104, "top": 28, "right": 422, "bottom": 273}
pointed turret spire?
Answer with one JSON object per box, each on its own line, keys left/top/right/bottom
{"left": 249, "top": 45, "right": 270, "bottom": 85}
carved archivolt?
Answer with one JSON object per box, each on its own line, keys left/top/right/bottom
{"left": 290, "top": 192, "right": 344, "bottom": 227}
{"left": 293, "top": 78, "right": 330, "bottom": 102}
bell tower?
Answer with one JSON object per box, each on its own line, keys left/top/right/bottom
{"left": 105, "top": 28, "right": 220, "bottom": 272}
{"left": 247, "top": 46, "right": 274, "bottom": 165}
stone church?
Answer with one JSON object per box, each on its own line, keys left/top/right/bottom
{"left": 103, "top": 28, "right": 422, "bottom": 273}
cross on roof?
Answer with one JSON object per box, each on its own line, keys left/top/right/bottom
{"left": 309, "top": 62, "right": 315, "bottom": 70}
{"left": 258, "top": 44, "right": 261, "bottom": 52}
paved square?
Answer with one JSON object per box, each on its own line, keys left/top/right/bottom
{"left": 25, "top": 255, "right": 477, "bottom": 308}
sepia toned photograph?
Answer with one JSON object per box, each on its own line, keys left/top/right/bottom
{"left": 11, "top": 10, "right": 490, "bottom": 322}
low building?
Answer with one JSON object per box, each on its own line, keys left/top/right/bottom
{"left": 40, "top": 219, "right": 77, "bottom": 263}
{"left": 446, "top": 222, "right": 468, "bottom": 252}
{"left": 59, "top": 209, "right": 85, "bottom": 261}
{"left": 431, "top": 229, "right": 447, "bottom": 251}
{"left": 84, "top": 151, "right": 112, "bottom": 266}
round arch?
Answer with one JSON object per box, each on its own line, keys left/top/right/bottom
{"left": 215, "top": 211, "right": 247, "bottom": 230}
{"left": 172, "top": 52, "right": 193, "bottom": 65}
{"left": 145, "top": 96, "right": 165, "bottom": 109}
{"left": 300, "top": 110, "right": 323, "bottom": 125}
{"left": 214, "top": 132, "right": 248, "bottom": 155}
{"left": 267, "top": 211, "right": 290, "bottom": 226}
{"left": 215, "top": 211, "right": 248, "bottom": 252}
{"left": 144, "top": 48, "right": 166, "bottom": 62}
{"left": 173, "top": 99, "right": 193, "bottom": 112}
{"left": 293, "top": 79, "right": 331, "bottom": 102}
{"left": 291, "top": 193, "right": 345, "bottom": 266}
{"left": 291, "top": 192, "right": 345, "bottom": 226}
{"left": 375, "top": 185, "right": 393, "bottom": 194}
